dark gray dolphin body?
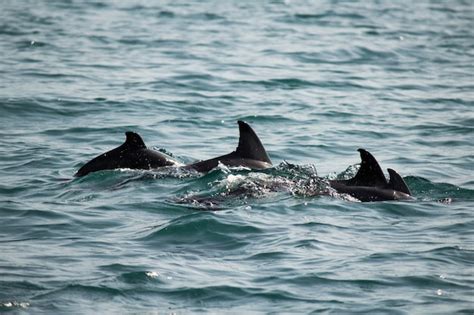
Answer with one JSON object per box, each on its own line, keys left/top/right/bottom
{"left": 186, "top": 121, "right": 272, "bottom": 172}
{"left": 329, "top": 149, "right": 412, "bottom": 202}
{"left": 75, "top": 131, "right": 178, "bottom": 177}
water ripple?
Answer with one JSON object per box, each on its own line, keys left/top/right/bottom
{"left": 0, "top": 0, "right": 472, "bottom": 313}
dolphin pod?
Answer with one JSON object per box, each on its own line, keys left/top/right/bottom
{"left": 75, "top": 121, "right": 272, "bottom": 177}
{"left": 329, "top": 149, "right": 411, "bottom": 201}
{"left": 75, "top": 121, "right": 412, "bottom": 202}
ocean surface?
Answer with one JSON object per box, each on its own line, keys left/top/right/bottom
{"left": 1, "top": 0, "right": 473, "bottom": 313}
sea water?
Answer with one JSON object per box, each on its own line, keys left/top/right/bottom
{"left": 0, "top": 1, "right": 473, "bottom": 313}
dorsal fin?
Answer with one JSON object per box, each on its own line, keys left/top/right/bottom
{"left": 387, "top": 168, "right": 411, "bottom": 195}
{"left": 234, "top": 121, "right": 272, "bottom": 164}
{"left": 123, "top": 131, "right": 146, "bottom": 150}
{"left": 346, "top": 148, "right": 387, "bottom": 187}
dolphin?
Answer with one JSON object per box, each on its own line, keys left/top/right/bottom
{"left": 186, "top": 120, "right": 272, "bottom": 172}
{"left": 75, "top": 131, "right": 178, "bottom": 177}
{"left": 329, "top": 149, "right": 412, "bottom": 202}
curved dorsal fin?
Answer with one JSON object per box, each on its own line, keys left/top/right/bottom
{"left": 387, "top": 168, "right": 411, "bottom": 195}
{"left": 123, "top": 131, "right": 146, "bottom": 150}
{"left": 346, "top": 148, "right": 387, "bottom": 187}
{"left": 234, "top": 121, "right": 272, "bottom": 164}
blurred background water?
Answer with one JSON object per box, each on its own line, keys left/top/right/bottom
{"left": 0, "top": 0, "right": 473, "bottom": 313}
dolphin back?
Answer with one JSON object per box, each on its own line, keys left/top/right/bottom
{"left": 343, "top": 148, "right": 387, "bottom": 187}
{"left": 387, "top": 168, "right": 411, "bottom": 195}
{"left": 235, "top": 120, "right": 272, "bottom": 164}
{"left": 75, "top": 131, "right": 176, "bottom": 177}
{"left": 187, "top": 121, "right": 272, "bottom": 172}
{"left": 330, "top": 149, "right": 412, "bottom": 201}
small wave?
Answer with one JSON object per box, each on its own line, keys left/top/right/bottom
{"left": 0, "top": 24, "right": 35, "bottom": 36}
{"left": 138, "top": 212, "right": 263, "bottom": 251}
{"left": 158, "top": 10, "right": 175, "bottom": 18}
{"left": 118, "top": 271, "right": 165, "bottom": 285}
{"left": 15, "top": 40, "right": 52, "bottom": 49}
{"left": 34, "top": 284, "right": 124, "bottom": 302}
{"left": 0, "top": 301, "right": 30, "bottom": 309}
{"left": 233, "top": 78, "right": 317, "bottom": 90}
{"left": 0, "top": 280, "right": 46, "bottom": 308}
{"left": 280, "top": 11, "right": 367, "bottom": 26}
{"left": 407, "top": 176, "right": 474, "bottom": 202}
{"left": 0, "top": 97, "right": 105, "bottom": 118}
{"left": 288, "top": 46, "right": 399, "bottom": 66}
{"left": 187, "top": 12, "right": 226, "bottom": 21}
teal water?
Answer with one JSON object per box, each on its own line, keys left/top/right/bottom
{"left": 1, "top": 0, "right": 473, "bottom": 313}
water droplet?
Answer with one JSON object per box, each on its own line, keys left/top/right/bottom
{"left": 146, "top": 271, "right": 159, "bottom": 278}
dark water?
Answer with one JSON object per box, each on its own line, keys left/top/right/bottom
{"left": 1, "top": 0, "right": 473, "bottom": 313}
